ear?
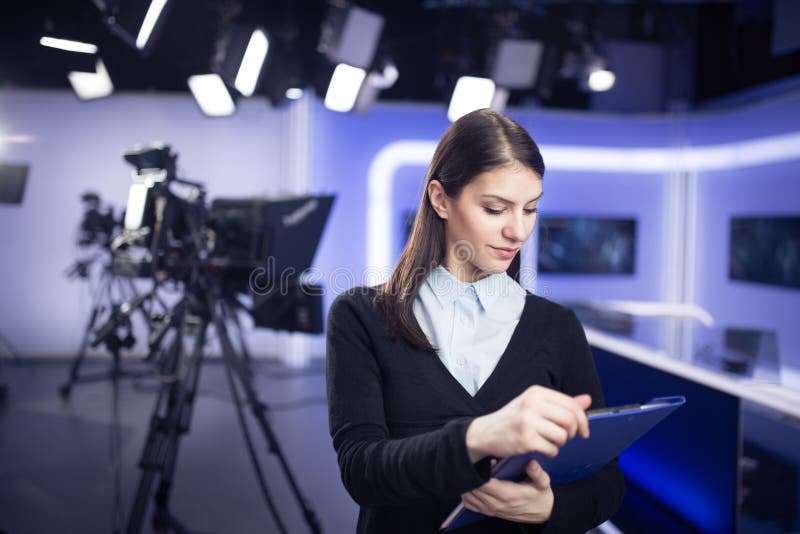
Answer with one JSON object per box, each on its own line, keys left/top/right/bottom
{"left": 427, "top": 180, "right": 450, "bottom": 220}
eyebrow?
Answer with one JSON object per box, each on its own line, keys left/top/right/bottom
{"left": 480, "top": 192, "right": 544, "bottom": 205}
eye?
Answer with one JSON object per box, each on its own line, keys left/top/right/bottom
{"left": 524, "top": 208, "right": 538, "bottom": 215}
{"left": 483, "top": 207, "right": 504, "bottom": 215}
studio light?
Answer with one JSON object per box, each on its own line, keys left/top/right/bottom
{"left": 213, "top": 25, "right": 270, "bottom": 98}
{"left": 368, "top": 62, "right": 399, "bottom": 90}
{"left": 234, "top": 28, "right": 269, "bottom": 97}
{"left": 135, "top": 0, "right": 168, "bottom": 50}
{"left": 39, "top": 37, "right": 98, "bottom": 54}
{"left": 319, "top": 6, "right": 385, "bottom": 70}
{"left": 285, "top": 88, "right": 304, "bottom": 100}
{"left": 580, "top": 53, "right": 616, "bottom": 93}
{"left": 68, "top": 59, "right": 114, "bottom": 100}
{"left": 319, "top": 5, "right": 385, "bottom": 113}
{"left": 102, "top": 0, "right": 170, "bottom": 54}
{"left": 188, "top": 74, "right": 236, "bottom": 117}
{"left": 324, "top": 64, "right": 367, "bottom": 113}
{"left": 447, "top": 76, "right": 496, "bottom": 122}
{"left": 491, "top": 39, "right": 544, "bottom": 89}
{"left": 352, "top": 62, "right": 400, "bottom": 113}
{"left": 587, "top": 68, "right": 616, "bottom": 92}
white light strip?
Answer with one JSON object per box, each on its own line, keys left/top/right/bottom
{"left": 39, "top": 36, "right": 97, "bottom": 54}
{"left": 541, "top": 131, "right": 800, "bottom": 173}
{"left": 366, "top": 141, "right": 436, "bottom": 271}
{"left": 584, "top": 300, "right": 714, "bottom": 327}
{"left": 234, "top": 29, "right": 269, "bottom": 97}
{"left": 366, "top": 132, "right": 800, "bottom": 274}
{"left": 136, "top": 0, "right": 168, "bottom": 50}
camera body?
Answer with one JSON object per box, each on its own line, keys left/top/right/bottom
{"left": 108, "top": 143, "right": 334, "bottom": 334}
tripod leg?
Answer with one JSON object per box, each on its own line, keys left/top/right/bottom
{"left": 60, "top": 303, "right": 103, "bottom": 398}
{"left": 151, "top": 319, "right": 206, "bottom": 534}
{"left": 227, "top": 298, "right": 254, "bottom": 367}
{"left": 126, "top": 316, "right": 205, "bottom": 534}
{"left": 61, "top": 271, "right": 112, "bottom": 398}
{"left": 209, "top": 295, "right": 322, "bottom": 534}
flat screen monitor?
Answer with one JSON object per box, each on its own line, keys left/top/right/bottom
{"left": 729, "top": 215, "right": 800, "bottom": 290}
{"left": 538, "top": 216, "right": 636, "bottom": 274}
{"left": 0, "top": 163, "right": 29, "bottom": 205}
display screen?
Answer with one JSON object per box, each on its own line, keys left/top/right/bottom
{"left": 729, "top": 216, "right": 800, "bottom": 289}
{"left": 0, "top": 163, "right": 29, "bottom": 205}
{"left": 538, "top": 217, "right": 636, "bottom": 274}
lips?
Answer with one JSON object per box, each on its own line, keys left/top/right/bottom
{"left": 490, "top": 246, "right": 519, "bottom": 260}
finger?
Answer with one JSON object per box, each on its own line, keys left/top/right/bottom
{"left": 530, "top": 417, "right": 570, "bottom": 449}
{"left": 461, "top": 492, "right": 487, "bottom": 514}
{"left": 525, "top": 387, "right": 591, "bottom": 439}
{"left": 463, "top": 488, "right": 501, "bottom": 516}
{"left": 534, "top": 402, "right": 580, "bottom": 440}
{"left": 548, "top": 392, "right": 590, "bottom": 439}
{"left": 525, "top": 460, "right": 551, "bottom": 491}
{"left": 572, "top": 394, "right": 592, "bottom": 438}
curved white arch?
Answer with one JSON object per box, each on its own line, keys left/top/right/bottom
{"left": 366, "top": 131, "right": 800, "bottom": 275}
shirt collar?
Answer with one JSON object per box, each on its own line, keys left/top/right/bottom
{"left": 472, "top": 270, "right": 519, "bottom": 314}
{"left": 426, "top": 265, "right": 473, "bottom": 309}
{"left": 425, "top": 265, "right": 522, "bottom": 313}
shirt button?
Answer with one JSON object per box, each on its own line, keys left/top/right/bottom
{"left": 460, "top": 314, "right": 469, "bottom": 324}
{"left": 456, "top": 357, "right": 466, "bottom": 366}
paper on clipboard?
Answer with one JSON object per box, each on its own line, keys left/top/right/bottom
{"left": 440, "top": 396, "right": 686, "bottom": 531}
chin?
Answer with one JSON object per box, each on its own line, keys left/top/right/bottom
{"left": 476, "top": 260, "right": 512, "bottom": 275}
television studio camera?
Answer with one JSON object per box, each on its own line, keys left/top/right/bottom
{"left": 94, "top": 143, "right": 332, "bottom": 534}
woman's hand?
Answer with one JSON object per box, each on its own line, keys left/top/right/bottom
{"left": 461, "top": 460, "right": 554, "bottom": 524}
{"left": 466, "top": 385, "right": 591, "bottom": 463}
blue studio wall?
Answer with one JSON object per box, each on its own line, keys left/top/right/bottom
{"left": 311, "top": 94, "right": 800, "bottom": 384}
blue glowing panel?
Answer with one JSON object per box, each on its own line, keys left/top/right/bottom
{"left": 593, "top": 347, "right": 739, "bottom": 534}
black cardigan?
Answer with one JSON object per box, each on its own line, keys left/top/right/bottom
{"left": 326, "top": 287, "right": 625, "bottom": 534}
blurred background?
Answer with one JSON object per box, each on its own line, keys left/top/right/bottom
{"left": 1, "top": 1, "right": 799, "bottom": 533}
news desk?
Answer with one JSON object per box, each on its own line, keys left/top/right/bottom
{"left": 583, "top": 318, "right": 800, "bottom": 534}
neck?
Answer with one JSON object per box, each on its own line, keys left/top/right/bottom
{"left": 441, "top": 260, "right": 488, "bottom": 283}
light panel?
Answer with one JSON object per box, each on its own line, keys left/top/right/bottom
{"left": 234, "top": 28, "right": 269, "bottom": 97}
{"left": 447, "top": 76, "right": 496, "bottom": 122}
{"left": 188, "top": 74, "right": 235, "bottom": 117}
{"left": 67, "top": 59, "right": 114, "bottom": 100}
{"left": 324, "top": 64, "right": 366, "bottom": 113}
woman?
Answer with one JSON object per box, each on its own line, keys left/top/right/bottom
{"left": 326, "top": 109, "right": 625, "bottom": 533}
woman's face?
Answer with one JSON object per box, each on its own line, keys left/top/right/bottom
{"left": 429, "top": 162, "right": 543, "bottom": 282}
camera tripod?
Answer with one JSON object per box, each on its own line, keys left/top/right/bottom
{"left": 60, "top": 260, "right": 156, "bottom": 398}
{"left": 125, "top": 276, "right": 321, "bottom": 534}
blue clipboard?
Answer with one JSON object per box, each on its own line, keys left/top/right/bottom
{"left": 440, "top": 396, "right": 686, "bottom": 531}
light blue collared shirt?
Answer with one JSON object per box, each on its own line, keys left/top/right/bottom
{"left": 412, "top": 265, "right": 527, "bottom": 396}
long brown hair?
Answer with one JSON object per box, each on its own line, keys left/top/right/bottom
{"left": 377, "top": 108, "right": 545, "bottom": 352}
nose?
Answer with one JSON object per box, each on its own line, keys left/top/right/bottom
{"left": 502, "top": 212, "right": 530, "bottom": 243}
